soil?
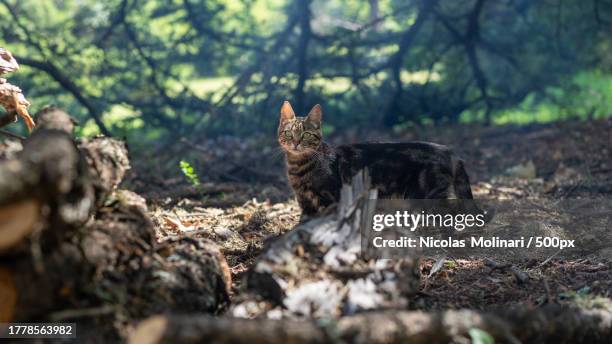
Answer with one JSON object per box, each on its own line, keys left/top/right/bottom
{"left": 124, "top": 119, "right": 611, "bottom": 312}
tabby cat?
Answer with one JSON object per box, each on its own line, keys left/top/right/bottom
{"left": 278, "top": 101, "right": 476, "bottom": 217}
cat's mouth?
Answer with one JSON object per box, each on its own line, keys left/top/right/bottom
{"left": 286, "top": 145, "right": 304, "bottom": 152}
{"left": 281, "top": 143, "right": 316, "bottom": 154}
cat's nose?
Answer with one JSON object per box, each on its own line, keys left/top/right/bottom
{"left": 293, "top": 143, "right": 299, "bottom": 149}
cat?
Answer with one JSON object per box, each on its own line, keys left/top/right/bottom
{"left": 277, "top": 101, "right": 476, "bottom": 217}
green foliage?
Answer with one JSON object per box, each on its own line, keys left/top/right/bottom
{"left": 0, "top": 0, "right": 610, "bottom": 141}
{"left": 179, "top": 160, "right": 201, "bottom": 188}
{"left": 461, "top": 71, "right": 612, "bottom": 125}
{"left": 468, "top": 328, "right": 495, "bottom": 344}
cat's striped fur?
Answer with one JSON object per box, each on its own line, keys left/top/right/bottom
{"left": 278, "top": 101, "right": 475, "bottom": 217}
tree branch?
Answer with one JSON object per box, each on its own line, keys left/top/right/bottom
{"left": 15, "top": 56, "right": 112, "bottom": 136}
{"left": 182, "top": 0, "right": 264, "bottom": 52}
{"left": 294, "top": 0, "right": 313, "bottom": 114}
{"left": 382, "top": 0, "right": 438, "bottom": 126}
{"left": 435, "top": 0, "right": 493, "bottom": 124}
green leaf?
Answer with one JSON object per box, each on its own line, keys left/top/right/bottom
{"left": 179, "top": 160, "right": 201, "bottom": 187}
{"left": 469, "top": 328, "right": 495, "bottom": 344}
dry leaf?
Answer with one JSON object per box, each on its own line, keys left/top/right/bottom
{"left": 163, "top": 216, "right": 195, "bottom": 232}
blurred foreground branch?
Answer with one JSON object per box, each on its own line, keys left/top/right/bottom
{"left": 131, "top": 303, "right": 611, "bottom": 343}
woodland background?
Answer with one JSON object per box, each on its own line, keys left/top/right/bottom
{"left": 1, "top": 0, "right": 611, "bottom": 143}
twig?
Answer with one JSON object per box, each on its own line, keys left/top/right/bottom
{"left": 539, "top": 249, "right": 562, "bottom": 267}
{"left": 0, "top": 128, "right": 25, "bottom": 140}
{"left": 49, "top": 305, "right": 117, "bottom": 321}
{"left": 539, "top": 277, "right": 553, "bottom": 306}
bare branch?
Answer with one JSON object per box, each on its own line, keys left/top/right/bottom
{"left": 294, "top": 0, "right": 313, "bottom": 114}
{"left": 15, "top": 56, "right": 112, "bottom": 136}
{"left": 383, "top": 0, "right": 438, "bottom": 126}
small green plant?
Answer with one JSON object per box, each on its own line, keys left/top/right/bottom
{"left": 469, "top": 328, "right": 495, "bottom": 344}
{"left": 179, "top": 160, "right": 201, "bottom": 188}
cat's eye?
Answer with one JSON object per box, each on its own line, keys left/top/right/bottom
{"left": 284, "top": 131, "right": 292, "bottom": 139}
{"left": 303, "top": 132, "right": 315, "bottom": 139}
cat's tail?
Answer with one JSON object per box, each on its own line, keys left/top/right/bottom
{"left": 451, "top": 159, "right": 474, "bottom": 199}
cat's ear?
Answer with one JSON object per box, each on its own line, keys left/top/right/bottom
{"left": 306, "top": 104, "right": 322, "bottom": 123}
{"left": 280, "top": 101, "right": 296, "bottom": 122}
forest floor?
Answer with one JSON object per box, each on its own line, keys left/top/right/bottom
{"left": 125, "top": 119, "right": 612, "bottom": 314}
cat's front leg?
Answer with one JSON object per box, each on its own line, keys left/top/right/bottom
{"left": 295, "top": 190, "right": 335, "bottom": 222}
{"left": 295, "top": 193, "right": 319, "bottom": 220}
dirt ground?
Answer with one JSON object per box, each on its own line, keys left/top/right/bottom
{"left": 124, "top": 119, "right": 611, "bottom": 312}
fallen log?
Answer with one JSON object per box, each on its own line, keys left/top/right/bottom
{"left": 246, "top": 171, "right": 420, "bottom": 317}
{"left": 0, "top": 108, "right": 126, "bottom": 254}
{"left": 78, "top": 135, "right": 131, "bottom": 207}
{"left": 0, "top": 108, "right": 231, "bottom": 324}
{"left": 0, "top": 127, "right": 94, "bottom": 254}
{"left": 2, "top": 188, "right": 231, "bottom": 323}
{"left": 130, "top": 305, "right": 612, "bottom": 344}
{"left": 81, "top": 190, "right": 231, "bottom": 319}
{"left": 0, "top": 109, "right": 130, "bottom": 319}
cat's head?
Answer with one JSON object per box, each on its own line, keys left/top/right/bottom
{"left": 277, "top": 101, "right": 323, "bottom": 154}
